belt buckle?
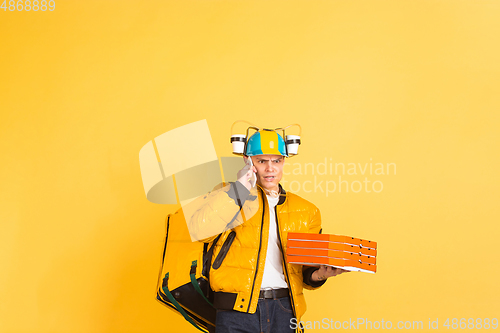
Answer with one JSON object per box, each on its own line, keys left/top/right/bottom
{"left": 259, "top": 288, "right": 285, "bottom": 299}
{"left": 259, "top": 289, "right": 272, "bottom": 299}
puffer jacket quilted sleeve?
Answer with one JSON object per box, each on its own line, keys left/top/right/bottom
{"left": 187, "top": 181, "right": 259, "bottom": 243}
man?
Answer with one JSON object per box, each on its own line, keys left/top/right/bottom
{"left": 191, "top": 129, "right": 347, "bottom": 333}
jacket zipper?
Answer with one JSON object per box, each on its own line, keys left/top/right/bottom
{"left": 212, "top": 231, "right": 236, "bottom": 270}
{"left": 275, "top": 207, "right": 298, "bottom": 324}
{"left": 247, "top": 188, "right": 266, "bottom": 312}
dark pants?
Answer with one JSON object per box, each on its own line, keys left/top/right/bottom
{"left": 215, "top": 296, "right": 294, "bottom": 333}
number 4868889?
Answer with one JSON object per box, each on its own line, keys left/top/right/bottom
{"left": 1, "top": 0, "right": 56, "bottom": 11}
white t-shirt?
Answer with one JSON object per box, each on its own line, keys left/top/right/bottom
{"left": 260, "top": 194, "right": 288, "bottom": 290}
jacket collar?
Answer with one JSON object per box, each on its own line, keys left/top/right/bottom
{"left": 277, "top": 183, "right": 287, "bottom": 205}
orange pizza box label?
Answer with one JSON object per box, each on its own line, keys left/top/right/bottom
{"left": 286, "top": 255, "right": 377, "bottom": 274}
{"left": 287, "top": 239, "right": 377, "bottom": 256}
{"left": 287, "top": 232, "right": 377, "bottom": 249}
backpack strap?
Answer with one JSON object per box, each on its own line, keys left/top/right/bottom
{"left": 162, "top": 272, "right": 208, "bottom": 333}
{"left": 190, "top": 260, "right": 213, "bottom": 306}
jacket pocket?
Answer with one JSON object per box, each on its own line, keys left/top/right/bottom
{"left": 212, "top": 231, "right": 236, "bottom": 270}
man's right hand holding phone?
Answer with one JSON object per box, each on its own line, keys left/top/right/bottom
{"left": 237, "top": 157, "right": 257, "bottom": 191}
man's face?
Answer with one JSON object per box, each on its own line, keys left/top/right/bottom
{"left": 248, "top": 154, "right": 285, "bottom": 192}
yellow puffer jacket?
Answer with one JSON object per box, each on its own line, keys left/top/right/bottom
{"left": 190, "top": 181, "right": 324, "bottom": 326}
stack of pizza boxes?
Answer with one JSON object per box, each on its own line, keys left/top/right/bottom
{"left": 286, "top": 232, "right": 377, "bottom": 273}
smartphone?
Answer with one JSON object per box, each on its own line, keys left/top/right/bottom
{"left": 246, "top": 157, "right": 256, "bottom": 187}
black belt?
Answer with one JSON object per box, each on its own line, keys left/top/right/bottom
{"left": 259, "top": 288, "right": 289, "bottom": 299}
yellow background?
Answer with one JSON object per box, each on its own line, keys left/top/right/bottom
{"left": 1, "top": 0, "right": 499, "bottom": 332}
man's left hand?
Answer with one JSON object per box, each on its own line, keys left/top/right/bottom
{"left": 311, "top": 265, "right": 349, "bottom": 281}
